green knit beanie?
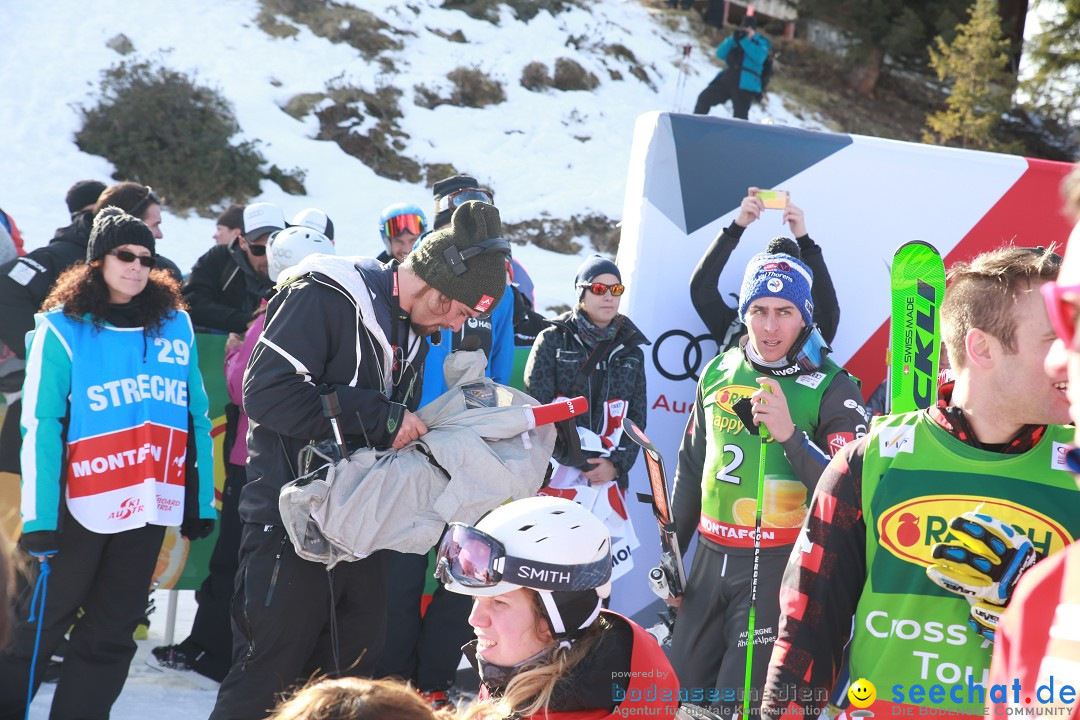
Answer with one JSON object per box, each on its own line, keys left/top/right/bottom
{"left": 407, "top": 201, "right": 508, "bottom": 313}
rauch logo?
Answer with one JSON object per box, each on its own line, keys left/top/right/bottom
{"left": 713, "top": 385, "right": 758, "bottom": 414}
{"left": 878, "top": 495, "right": 1071, "bottom": 566}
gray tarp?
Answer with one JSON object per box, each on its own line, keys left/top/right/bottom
{"left": 279, "top": 350, "right": 554, "bottom": 567}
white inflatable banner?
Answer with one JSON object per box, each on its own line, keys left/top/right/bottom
{"left": 609, "top": 112, "right": 1075, "bottom": 624}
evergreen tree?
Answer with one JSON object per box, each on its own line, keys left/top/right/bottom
{"left": 1022, "top": 0, "right": 1080, "bottom": 126}
{"left": 923, "top": 0, "right": 1015, "bottom": 151}
{"left": 795, "top": 0, "right": 971, "bottom": 96}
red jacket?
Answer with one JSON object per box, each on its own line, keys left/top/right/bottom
{"left": 988, "top": 543, "right": 1080, "bottom": 719}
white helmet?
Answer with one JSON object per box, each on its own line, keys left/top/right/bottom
{"left": 267, "top": 226, "right": 334, "bottom": 282}
{"left": 291, "top": 208, "right": 335, "bottom": 241}
{"left": 438, "top": 496, "right": 612, "bottom": 643}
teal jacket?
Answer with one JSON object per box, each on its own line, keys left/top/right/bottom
{"left": 716, "top": 31, "right": 771, "bottom": 94}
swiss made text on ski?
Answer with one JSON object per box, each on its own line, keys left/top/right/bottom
{"left": 889, "top": 241, "right": 946, "bottom": 414}
{"left": 622, "top": 418, "right": 686, "bottom": 645}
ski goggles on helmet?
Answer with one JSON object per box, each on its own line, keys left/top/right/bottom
{"left": 1042, "top": 280, "right": 1080, "bottom": 348}
{"left": 383, "top": 213, "right": 426, "bottom": 240}
{"left": 435, "top": 523, "right": 612, "bottom": 592}
{"left": 577, "top": 282, "right": 625, "bottom": 297}
{"left": 787, "top": 325, "right": 832, "bottom": 372}
{"left": 434, "top": 187, "right": 494, "bottom": 214}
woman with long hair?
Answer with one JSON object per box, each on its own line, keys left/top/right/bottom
{"left": 437, "top": 496, "right": 679, "bottom": 719}
{"left": 0, "top": 207, "right": 215, "bottom": 719}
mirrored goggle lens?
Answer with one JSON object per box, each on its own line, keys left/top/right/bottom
{"left": 435, "top": 188, "right": 494, "bottom": 214}
{"left": 790, "top": 326, "right": 831, "bottom": 372}
{"left": 384, "top": 213, "right": 426, "bottom": 239}
{"left": 435, "top": 524, "right": 502, "bottom": 588}
{"left": 582, "top": 282, "right": 625, "bottom": 297}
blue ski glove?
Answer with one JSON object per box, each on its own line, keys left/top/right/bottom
{"left": 926, "top": 511, "right": 1038, "bottom": 643}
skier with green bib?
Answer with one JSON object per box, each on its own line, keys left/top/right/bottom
{"left": 763, "top": 246, "right": 1080, "bottom": 719}
{"left": 670, "top": 239, "right": 867, "bottom": 717}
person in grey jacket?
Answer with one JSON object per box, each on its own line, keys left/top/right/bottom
{"left": 524, "top": 255, "right": 649, "bottom": 490}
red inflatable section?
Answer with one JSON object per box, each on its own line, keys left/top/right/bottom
{"left": 847, "top": 158, "right": 1076, "bottom": 401}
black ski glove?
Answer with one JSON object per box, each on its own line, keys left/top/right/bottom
{"left": 180, "top": 519, "right": 215, "bottom": 541}
{"left": 19, "top": 530, "right": 60, "bottom": 557}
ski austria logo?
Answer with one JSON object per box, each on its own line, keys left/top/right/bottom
{"left": 878, "top": 495, "right": 1072, "bottom": 569}
{"left": 767, "top": 278, "right": 783, "bottom": 292}
{"left": 879, "top": 424, "right": 915, "bottom": 457}
{"left": 109, "top": 497, "right": 145, "bottom": 521}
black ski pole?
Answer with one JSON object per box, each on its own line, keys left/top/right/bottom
{"left": 320, "top": 389, "right": 350, "bottom": 460}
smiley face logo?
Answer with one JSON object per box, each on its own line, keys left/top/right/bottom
{"left": 848, "top": 678, "right": 876, "bottom": 709}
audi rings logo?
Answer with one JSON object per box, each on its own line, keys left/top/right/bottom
{"left": 652, "top": 329, "right": 720, "bottom": 382}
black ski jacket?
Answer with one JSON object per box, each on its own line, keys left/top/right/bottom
{"left": 239, "top": 257, "right": 427, "bottom": 527}
{"left": 689, "top": 222, "right": 841, "bottom": 351}
{"left": 524, "top": 311, "right": 650, "bottom": 489}
{"left": 181, "top": 240, "right": 272, "bottom": 333}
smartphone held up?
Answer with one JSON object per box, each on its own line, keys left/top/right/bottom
{"left": 756, "top": 189, "right": 789, "bottom": 210}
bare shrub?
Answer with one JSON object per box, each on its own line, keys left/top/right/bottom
{"left": 552, "top": 57, "right": 599, "bottom": 91}
{"left": 520, "top": 61, "right": 553, "bottom": 91}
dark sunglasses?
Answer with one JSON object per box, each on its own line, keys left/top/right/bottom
{"left": 128, "top": 186, "right": 162, "bottom": 218}
{"left": 1041, "top": 280, "right": 1080, "bottom": 347}
{"left": 578, "top": 282, "right": 625, "bottom": 297}
{"left": 109, "top": 249, "right": 156, "bottom": 268}
{"left": 244, "top": 240, "right": 268, "bottom": 256}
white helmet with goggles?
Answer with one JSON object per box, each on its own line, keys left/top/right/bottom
{"left": 438, "top": 496, "right": 612, "bottom": 645}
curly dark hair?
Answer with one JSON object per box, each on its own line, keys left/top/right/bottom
{"left": 42, "top": 263, "right": 185, "bottom": 335}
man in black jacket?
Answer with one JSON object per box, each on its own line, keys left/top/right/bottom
{"left": 209, "top": 200, "right": 510, "bottom": 720}
{"left": 181, "top": 202, "right": 284, "bottom": 333}
{"left": 0, "top": 181, "right": 108, "bottom": 475}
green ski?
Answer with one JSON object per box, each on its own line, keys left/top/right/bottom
{"left": 889, "top": 241, "right": 946, "bottom": 414}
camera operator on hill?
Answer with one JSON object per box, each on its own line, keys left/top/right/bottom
{"left": 694, "top": 11, "right": 771, "bottom": 121}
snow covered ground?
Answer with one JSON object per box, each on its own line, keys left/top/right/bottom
{"left": 3, "top": 0, "right": 827, "bottom": 716}
{"left": 1, "top": 0, "right": 822, "bottom": 313}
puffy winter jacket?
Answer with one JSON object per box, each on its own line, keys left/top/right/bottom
{"left": 524, "top": 311, "right": 649, "bottom": 488}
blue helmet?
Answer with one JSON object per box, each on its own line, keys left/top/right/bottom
{"left": 380, "top": 199, "right": 425, "bottom": 234}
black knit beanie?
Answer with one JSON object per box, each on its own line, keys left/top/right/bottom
{"left": 407, "top": 201, "right": 508, "bottom": 313}
{"left": 66, "top": 180, "right": 107, "bottom": 215}
{"left": 86, "top": 206, "right": 156, "bottom": 263}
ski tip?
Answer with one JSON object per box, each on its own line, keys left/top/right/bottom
{"left": 894, "top": 239, "right": 942, "bottom": 257}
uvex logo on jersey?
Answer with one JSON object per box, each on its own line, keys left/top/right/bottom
{"left": 878, "top": 495, "right": 1072, "bottom": 567}
{"left": 710, "top": 384, "right": 758, "bottom": 435}
{"left": 66, "top": 422, "right": 188, "bottom": 498}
